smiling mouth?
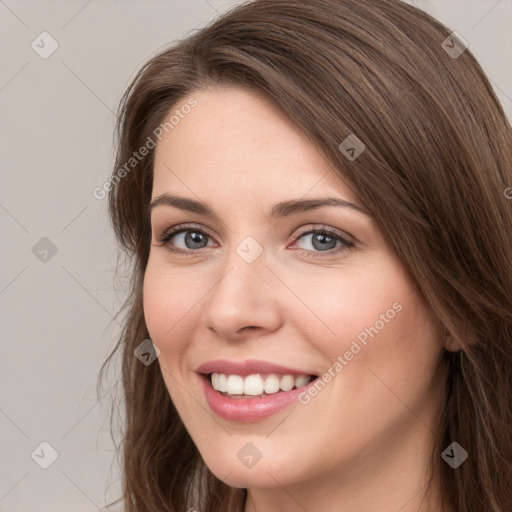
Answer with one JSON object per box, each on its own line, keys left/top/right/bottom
{"left": 207, "top": 372, "right": 318, "bottom": 399}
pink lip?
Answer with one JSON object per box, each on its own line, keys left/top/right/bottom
{"left": 197, "top": 374, "right": 317, "bottom": 422}
{"left": 195, "top": 358, "right": 316, "bottom": 377}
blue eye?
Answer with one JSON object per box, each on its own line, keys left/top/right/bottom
{"left": 159, "top": 226, "right": 214, "bottom": 252}
{"left": 292, "top": 228, "right": 353, "bottom": 255}
{"left": 156, "top": 224, "right": 354, "bottom": 257}
{"left": 295, "top": 230, "right": 345, "bottom": 251}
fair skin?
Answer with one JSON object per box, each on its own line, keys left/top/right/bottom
{"left": 143, "top": 86, "right": 451, "bottom": 512}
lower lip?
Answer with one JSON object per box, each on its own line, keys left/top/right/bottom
{"left": 198, "top": 374, "right": 315, "bottom": 422}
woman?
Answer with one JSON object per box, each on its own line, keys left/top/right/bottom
{"left": 99, "top": 0, "right": 512, "bottom": 510}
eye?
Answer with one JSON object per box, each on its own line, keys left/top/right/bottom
{"left": 291, "top": 226, "right": 354, "bottom": 255}
{"left": 155, "top": 223, "right": 354, "bottom": 258}
{"left": 171, "top": 230, "right": 211, "bottom": 249}
{"left": 157, "top": 224, "right": 216, "bottom": 255}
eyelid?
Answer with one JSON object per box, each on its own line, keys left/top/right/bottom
{"left": 291, "top": 224, "right": 354, "bottom": 244}
{"left": 157, "top": 222, "right": 217, "bottom": 244}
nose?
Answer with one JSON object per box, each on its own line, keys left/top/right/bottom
{"left": 200, "top": 250, "right": 283, "bottom": 341}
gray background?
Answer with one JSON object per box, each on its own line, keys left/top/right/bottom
{"left": 0, "top": 1, "right": 510, "bottom": 510}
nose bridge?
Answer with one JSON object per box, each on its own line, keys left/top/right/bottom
{"left": 201, "top": 237, "right": 282, "bottom": 338}
{"left": 215, "top": 233, "right": 269, "bottom": 296}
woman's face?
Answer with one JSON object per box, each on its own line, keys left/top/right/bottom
{"left": 144, "top": 86, "right": 446, "bottom": 493}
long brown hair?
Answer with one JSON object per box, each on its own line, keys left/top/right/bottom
{"left": 99, "top": 0, "right": 512, "bottom": 510}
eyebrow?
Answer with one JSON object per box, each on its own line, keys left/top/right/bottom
{"left": 148, "top": 194, "right": 370, "bottom": 219}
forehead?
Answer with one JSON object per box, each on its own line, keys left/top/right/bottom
{"left": 152, "top": 87, "right": 358, "bottom": 206}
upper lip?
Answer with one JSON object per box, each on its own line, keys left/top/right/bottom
{"left": 196, "top": 359, "right": 317, "bottom": 377}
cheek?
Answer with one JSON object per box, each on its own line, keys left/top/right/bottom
{"left": 288, "top": 262, "right": 404, "bottom": 355}
{"left": 142, "top": 262, "right": 203, "bottom": 413}
{"left": 142, "top": 259, "right": 200, "bottom": 353}
{"left": 294, "top": 257, "right": 441, "bottom": 388}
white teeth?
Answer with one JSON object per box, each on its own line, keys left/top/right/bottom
{"left": 218, "top": 373, "right": 227, "bottom": 392}
{"left": 244, "top": 374, "right": 264, "bottom": 396}
{"left": 294, "top": 375, "right": 311, "bottom": 388}
{"left": 210, "top": 373, "right": 313, "bottom": 396}
{"left": 226, "top": 375, "right": 244, "bottom": 394}
{"left": 263, "top": 374, "right": 280, "bottom": 394}
{"left": 280, "top": 375, "right": 295, "bottom": 391}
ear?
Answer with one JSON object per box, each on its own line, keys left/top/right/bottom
{"left": 442, "top": 325, "right": 473, "bottom": 352}
{"left": 443, "top": 333, "right": 462, "bottom": 352}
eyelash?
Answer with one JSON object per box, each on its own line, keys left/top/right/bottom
{"left": 156, "top": 223, "right": 354, "bottom": 258}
